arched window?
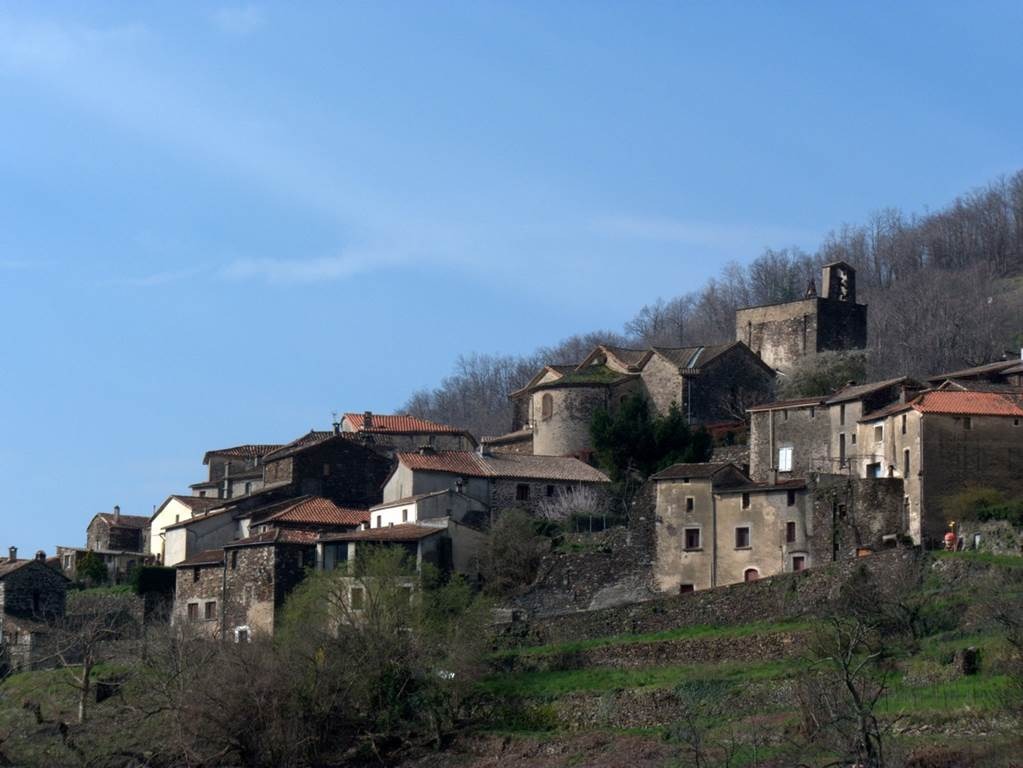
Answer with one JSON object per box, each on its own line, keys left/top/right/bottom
{"left": 743, "top": 568, "right": 760, "bottom": 583}
{"left": 541, "top": 393, "right": 553, "bottom": 420}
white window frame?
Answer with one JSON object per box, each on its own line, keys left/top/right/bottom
{"left": 777, "top": 446, "right": 793, "bottom": 472}
{"left": 234, "top": 625, "right": 251, "bottom": 643}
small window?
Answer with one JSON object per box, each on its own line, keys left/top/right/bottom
{"left": 839, "top": 404, "right": 846, "bottom": 426}
{"left": 244, "top": 481, "right": 252, "bottom": 495}
{"left": 235, "top": 626, "right": 250, "bottom": 643}
{"left": 682, "top": 477, "right": 690, "bottom": 484}
{"left": 901, "top": 414, "right": 907, "bottom": 434}
{"left": 679, "top": 583, "right": 695, "bottom": 594}
{"left": 873, "top": 425, "right": 883, "bottom": 443}
{"left": 1013, "top": 418, "right": 1020, "bottom": 427}
{"left": 735, "top": 526, "right": 750, "bottom": 549}
{"left": 851, "top": 433, "right": 857, "bottom": 445}
{"left": 204, "top": 601, "right": 216, "bottom": 620}
{"left": 741, "top": 492, "right": 750, "bottom": 509}
{"left": 515, "top": 484, "right": 530, "bottom": 501}
{"left": 376, "top": 515, "right": 382, "bottom": 528}
{"left": 187, "top": 603, "right": 199, "bottom": 621}
{"left": 786, "top": 490, "right": 796, "bottom": 507}
{"left": 778, "top": 446, "right": 793, "bottom": 472}
{"left": 782, "top": 409, "right": 788, "bottom": 421}
{"left": 174, "top": 514, "right": 180, "bottom": 524}
{"left": 199, "top": 490, "right": 207, "bottom": 497}
{"left": 963, "top": 417, "right": 972, "bottom": 430}
{"left": 903, "top": 448, "right": 911, "bottom": 477}
{"left": 809, "top": 407, "right": 815, "bottom": 419}
{"left": 792, "top": 555, "right": 806, "bottom": 572}
{"left": 546, "top": 485, "right": 556, "bottom": 497}
{"left": 684, "top": 528, "right": 701, "bottom": 550}
{"left": 744, "top": 568, "right": 759, "bottom": 582}
{"left": 786, "top": 521, "right": 797, "bottom": 543}
{"left": 685, "top": 496, "right": 695, "bottom": 512}
{"left": 541, "top": 393, "right": 554, "bottom": 420}
{"left": 323, "top": 463, "right": 331, "bottom": 477}
{"left": 350, "top": 586, "right": 365, "bottom": 610}
{"left": 402, "top": 509, "right": 408, "bottom": 523}
{"left": 192, "top": 567, "right": 200, "bottom": 583}
{"left": 230, "top": 551, "right": 238, "bottom": 570}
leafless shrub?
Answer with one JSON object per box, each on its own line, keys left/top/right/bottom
{"left": 535, "top": 485, "right": 608, "bottom": 524}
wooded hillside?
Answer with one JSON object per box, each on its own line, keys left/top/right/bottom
{"left": 404, "top": 172, "right": 1023, "bottom": 438}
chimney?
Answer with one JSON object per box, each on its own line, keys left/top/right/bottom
{"left": 363, "top": 411, "right": 373, "bottom": 429}
{"left": 8, "top": 546, "right": 16, "bottom": 562}
{"left": 35, "top": 550, "right": 45, "bottom": 562}
{"left": 332, "top": 421, "right": 340, "bottom": 435}
{"left": 113, "top": 504, "right": 121, "bottom": 521}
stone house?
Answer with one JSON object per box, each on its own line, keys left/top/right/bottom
{"left": 506, "top": 343, "right": 775, "bottom": 457}
{"left": 172, "top": 529, "right": 318, "bottom": 641}
{"left": 149, "top": 495, "right": 225, "bottom": 563}
{"left": 747, "top": 377, "right": 923, "bottom": 482}
{"left": 734, "top": 261, "right": 868, "bottom": 374}
{"left": 927, "top": 355, "right": 1023, "bottom": 389}
{"left": 189, "top": 443, "right": 282, "bottom": 499}
{"left": 651, "top": 463, "right": 811, "bottom": 592}
{"left": 163, "top": 431, "right": 391, "bottom": 567}
{"left": 856, "top": 390, "right": 1023, "bottom": 546}
{"left": 318, "top": 524, "right": 453, "bottom": 575}
{"left": 58, "top": 505, "right": 154, "bottom": 583}
{"left": 652, "top": 462, "right": 910, "bottom": 595}
{"left": 0, "top": 553, "right": 69, "bottom": 672}
{"left": 339, "top": 412, "right": 477, "bottom": 456}
{"left": 383, "top": 448, "right": 610, "bottom": 517}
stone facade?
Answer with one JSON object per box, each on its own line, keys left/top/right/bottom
{"left": 735, "top": 262, "right": 867, "bottom": 373}
{"left": 513, "top": 344, "right": 775, "bottom": 458}
{"left": 809, "top": 475, "right": 907, "bottom": 564}
{"left": 0, "top": 559, "right": 68, "bottom": 672}
{"left": 223, "top": 542, "right": 313, "bottom": 640}
{"left": 86, "top": 510, "right": 150, "bottom": 554}
{"left": 749, "top": 399, "right": 829, "bottom": 482}
{"left": 262, "top": 435, "right": 391, "bottom": 506}
{"left": 173, "top": 558, "right": 225, "bottom": 635}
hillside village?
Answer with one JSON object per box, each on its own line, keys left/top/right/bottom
{"left": 3, "top": 260, "right": 1022, "bottom": 679}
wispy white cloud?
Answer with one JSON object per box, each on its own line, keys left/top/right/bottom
{"left": 210, "top": 6, "right": 265, "bottom": 37}
{"left": 104, "top": 266, "right": 208, "bottom": 288}
{"left": 595, "top": 215, "right": 817, "bottom": 252}
{"left": 219, "top": 252, "right": 400, "bottom": 284}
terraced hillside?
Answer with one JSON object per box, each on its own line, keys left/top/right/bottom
{"left": 410, "top": 551, "right": 1023, "bottom": 768}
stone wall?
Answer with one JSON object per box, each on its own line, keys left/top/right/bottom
{"left": 816, "top": 298, "right": 868, "bottom": 354}
{"left": 173, "top": 561, "right": 223, "bottom": 634}
{"left": 223, "top": 542, "right": 313, "bottom": 640}
{"left": 532, "top": 386, "right": 613, "bottom": 457}
{"left": 954, "top": 519, "right": 1023, "bottom": 556}
{"left": 735, "top": 298, "right": 819, "bottom": 373}
{"left": 513, "top": 482, "right": 658, "bottom": 617}
{"left": 490, "top": 479, "right": 610, "bottom": 517}
{"left": 809, "top": 475, "right": 906, "bottom": 563}
{"left": 639, "top": 353, "right": 684, "bottom": 417}
{"left": 749, "top": 404, "right": 829, "bottom": 482}
{"left": 686, "top": 348, "right": 775, "bottom": 425}
{"left": 0, "top": 561, "right": 67, "bottom": 619}
{"left": 511, "top": 548, "right": 921, "bottom": 646}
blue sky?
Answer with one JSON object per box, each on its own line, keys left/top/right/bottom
{"left": 1, "top": 2, "right": 1021, "bottom": 553}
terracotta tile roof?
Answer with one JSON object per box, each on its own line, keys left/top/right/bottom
{"left": 95, "top": 513, "right": 151, "bottom": 529}
{"left": 227, "top": 529, "right": 321, "bottom": 548}
{"left": 651, "top": 462, "right": 737, "bottom": 481}
{"left": 255, "top": 496, "right": 369, "bottom": 527}
{"left": 483, "top": 454, "right": 610, "bottom": 482}
{"left": 175, "top": 549, "right": 225, "bottom": 568}
{"left": 263, "top": 431, "right": 339, "bottom": 461}
{"left": 862, "top": 390, "right": 1023, "bottom": 420}
{"left": 927, "top": 358, "right": 1023, "bottom": 383}
{"left": 748, "top": 396, "right": 825, "bottom": 413}
{"left": 0, "top": 560, "right": 31, "bottom": 579}
{"left": 398, "top": 450, "right": 492, "bottom": 477}
{"left": 343, "top": 413, "right": 465, "bottom": 434}
{"left": 825, "top": 377, "right": 915, "bottom": 404}
{"left": 910, "top": 390, "right": 1023, "bottom": 417}
{"left": 203, "top": 444, "right": 283, "bottom": 464}
{"left": 320, "top": 524, "right": 445, "bottom": 543}
{"left": 395, "top": 451, "right": 610, "bottom": 483}
{"left": 480, "top": 427, "right": 534, "bottom": 445}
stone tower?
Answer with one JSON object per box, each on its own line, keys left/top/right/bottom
{"left": 734, "top": 261, "right": 867, "bottom": 373}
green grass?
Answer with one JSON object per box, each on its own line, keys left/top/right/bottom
{"left": 494, "top": 619, "right": 809, "bottom": 661}
{"left": 933, "top": 550, "right": 1023, "bottom": 569}
{"left": 480, "top": 658, "right": 798, "bottom": 698}
{"left": 881, "top": 674, "right": 1012, "bottom": 714}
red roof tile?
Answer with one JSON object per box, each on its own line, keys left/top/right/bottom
{"left": 203, "top": 444, "right": 283, "bottom": 464}
{"left": 256, "top": 496, "right": 369, "bottom": 527}
{"left": 395, "top": 451, "right": 610, "bottom": 483}
{"left": 321, "top": 524, "right": 445, "bottom": 543}
{"left": 227, "top": 529, "right": 320, "bottom": 548}
{"left": 344, "top": 413, "right": 466, "bottom": 434}
{"left": 910, "top": 390, "right": 1023, "bottom": 417}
